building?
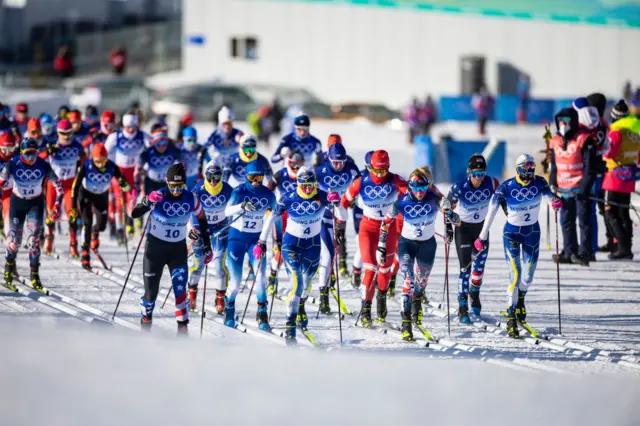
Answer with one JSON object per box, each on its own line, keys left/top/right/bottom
{"left": 183, "top": 0, "right": 640, "bottom": 107}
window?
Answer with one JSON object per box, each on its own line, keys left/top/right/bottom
{"left": 229, "top": 36, "right": 259, "bottom": 61}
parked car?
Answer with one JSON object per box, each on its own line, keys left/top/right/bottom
{"left": 65, "top": 75, "right": 152, "bottom": 116}
{"left": 331, "top": 102, "right": 401, "bottom": 123}
{"left": 152, "top": 83, "right": 259, "bottom": 122}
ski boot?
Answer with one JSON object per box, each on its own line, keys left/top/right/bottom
{"left": 318, "top": 286, "right": 331, "bottom": 315}
{"left": 140, "top": 313, "right": 153, "bottom": 331}
{"left": 359, "top": 300, "right": 372, "bottom": 328}
{"left": 411, "top": 295, "right": 424, "bottom": 325}
{"left": 469, "top": 288, "right": 482, "bottom": 321}
{"left": 90, "top": 231, "right": 100, "bottom": 254}
{"left": 3, "top": 260, "right": 17, "bottom": 292}
{"left": 81, "top": 243, "right": 91, "bottom": 270}
{"left": 116, "top": 229, "right": 125, "bottom": 246}
{"left": 267, "top": 269, "right": 277, "bottom": 296}
{"left": 44, "top": 232, "right": 54, "bottom": 256}
{"left": 224, "top": 299, "right": 236, "bottom": 327}
{"left": 188, "top": 286, "right": 198, "bottom": 312}
{"left": 284, "top": 315, "right": 297, "bottom": 345}
{"left": 215, "top": 290, "right": 225, "bottom": 315}
{"left": 552, "top": 252, "right": 573, "bottom": 264}
{"left": 516, "top": 292, "right": 527, "bottom": 322}
{"left": 30, "top": 265, "right": 45, "bottom": 294}
{"left": 401, "top": 311, "right": 413, "bottom": 341}
{"left": 457, "top": 293, "right": 472, "bottom": 324}
{"left": 609, "top": 250, "right": 634, "bottom": 260}
{"left": 256, "top": 302, "right": 270, "bottom": 331}
{"left": 388, "top": 275, "right": 396, "bottom": 297}
{"left": 352, "top": 267, "right": 361, "bottom": 289}
{"left": 297, "top": 299, "right": 308, "bottom": 328}
{"left": 571, "top": 253, "right": 589, "bottom": 266}
{"left": 69, "top": 230, "right": 79, "bottom": 258}
{"left": 506, "top": 308, "right": 519, "bottom": 339}
{"left": 177, "top": 320, "right": 189, "bottom": 336}
{"left": 339, "top": 256, "right": 349, "bottom": 278}
{"left": 375, "top": 289, "right": 388, "bottom": 325}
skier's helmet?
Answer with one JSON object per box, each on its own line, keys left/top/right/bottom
{"left": 20, "top": 138, "right": 39, "bottom": 166}
{"left": 327, "top": 142, "right": 347, "bottom": 172}
{"left": 294, "top": 113, "right": 310, "bottom": 140}
{"left": 92, "top": 143, "right": 108, "bottom": 170}
{"left": 57, "top": 119, "right": 73, "bottom": 146}
{"left": 296, "top": 166, "right": 317, "bottom": 196}
{"left": 218, "top": 106, "right": 234, "bottom": 125}
{"left": 246, "top": 160, "right": 265, "bottom": 187}
{"left": 515, "top": 154, "right": 536, "bottom": 183}
{"left": 204, "top": 160, "right": 223, "bottom": 185}
{"left": 239, "top": 134, "right": 258, "bottom": 161}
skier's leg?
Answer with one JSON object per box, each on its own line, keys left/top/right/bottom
{"left": 44, "top": 181, "right": 56, "bottom": 252}
{"left": 282, "top": 237, "right": 304, "bottom": 319}
{"left": 318, "top": 221, "right": 334, "bottom": 289}
{"left": 91, "top": 193, "right": 109, "bottom": 252}
{"left": 248, "top": 239, "right": 268, "bottom": 305}
{"left": 503, "top": 229, "right": 523, "bottom": 312}
{"left": 414, "top": 237, "right": 436, "bottom": 297}
{"left": 140, "top": 237, "right": 167, "bottom": 325}
{"left": 4, "top": 195, "right": 29, "bottom": 290}
{"left": 517, "top": 224, "right": 541, "bottom": 321}
{"left": 26, "top": 198, "right": 44, "bottom": 270}
{"left": 167, "top": 244, "right": 189, "bottom": 327}
{"left": 358, "top": 219, "right": 378, "bottom": 302}
{"left": 454, "top": 222, "right": 473, "bottom": 308}
{"left": 397, "top": 236, "right": 416, "bottom": 315}
{"left": 225, "top": 238, "right": 247, "bottom": 304}
{"left": 78, "top": 189, "right": 94, "bottom": 249}
{"left": 377, "top": 220, "right": 399, "bottom": 292}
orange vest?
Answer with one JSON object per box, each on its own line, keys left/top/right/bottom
{"left": 550, "top": 131, "right": 589, "bottom": 190}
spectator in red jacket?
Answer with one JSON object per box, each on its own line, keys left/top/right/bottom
{"left": 109, "top": 45, "right": 127, "bottom": 76}
{"left": 54, "top": 45, "right": 74, "bottom": 78}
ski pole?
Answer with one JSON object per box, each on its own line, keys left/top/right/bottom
{"left": 445, "top": 239, "right": 451, "bottom": 336}
{"left": 354, "top": 270, "right": 376, "bottom": 327}
{"left": 200, "top": 264, "right": 208, "bottom": 338}
{"left": 589, "top": 196, "right": 640, "bottom": 224}
{"left": 545, "top": 204, "right": 551, "bottom": 250}
{"left": 269, "top": 245, "right": 283, "bottom": 322}
{"left": 121, "top": 202, "right": 130, "bottom": 264}
{"left": 240, "top": 256, "right": 263, "bottom": 324}
{"left": 332, "top": 207, "right": 343, "bottom": 345}
{"left": 112, "top": 209, "right": 152, "bottom": 320}
{"left": 554, "top": 209, "right": 562, "bottom": 335}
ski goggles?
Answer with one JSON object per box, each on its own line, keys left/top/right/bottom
{"left": 94, "top": 157, "right": 108, "bottom": 168}
{"left": 299, "top": 183, "right": 316, "bottom": 194}
{"left": 408, "top": 182, "right": 429, "bottom": 193}
{"left": 57, "top": 129, "right": 72, "bottom": 137}
{"left": 558, "top": 116, "right": 571, "bottom": 124}
{"left": 167, "top": 182, "right": 186, "bottom": 191}
{"left": 289, "top": 160, "right": 303, "bottom": 171}
{"left": 330, "top": 159, "right": 346, "bottom": 168}
{"left": 469, "top": 169, "right": 486, "bottom": 178}
{"left": 247, "top": 174, "right": 264, "bottom": 183}
{"left": 183, "top": 137, "right": 197, "bottom": 145}
{"left": 22, "top": 150, "right": 37, "bottom": 161}
{"left": 154, "top": 138, "right": 169, "bottom": 149}
{"left": 243, "top": 146, "right": 257, "bottom": 155}
{"left": 206, "top": 169, "right": 222, "bottom": 182}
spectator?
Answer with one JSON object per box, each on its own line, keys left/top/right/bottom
{"left": 53, "top": 45, "right": 74, "bottom": 79}
{"left": 268, "top": 97, "right": 284, "bottom": 135}
{"left": 622, "top": 81, "right": 632, "bottom": 104}
{"left": 109, "top": 45, "right": 128, "bottom": 76}
{"left": 472, "top": 84, "right": 494, "bottom": 136}
{"left": 517, "top": 75, "right": 531, "bottom": 124}
{"left": 175, "top": 113, "right": 193, "bottom": 142}
{"left": 419, "top": 95, "right": 436, "bottom": 135}
{"left": 402, "top": 97, "right": 420, "bottom": 143}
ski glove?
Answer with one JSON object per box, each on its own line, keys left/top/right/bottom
{"left": 444, "top": 225, "right": 454, "bottom": 244}
{"left": 188, "top": 228, "right": 200, "bottom": 241}
{"left": 253, "top": 239, "right": 267, "bottom": 259}
{"left": 376, "top": 245, "right": 386, "bottom": 266}
{"left": 69, "top": 208, "right": 79, "bottom": 223}
{"left": 50, "top": 203, "right": 62, "bottom": 221}
{"left": 241, "top": 200, "right": 257, "bottom": 212}
{"left": 118, "top": 177, "right": 131, "bottom": 193}
{"left": 335, "top": 220, "right": 346, "bottom": 246}
{"left": 551, "top": 197, "right": 562, "bottom": 210}
{"left": 148, "top": 190, "right": 163, "bottom": 204}
{"left": 474, "top": 238, "right": 488, "bottom": 252}
{"left": 46, "top": 143, "right": 59, "bottom": 157}
{"left": 203, "top": 246, "right": 213, "bottom": 264}
{"left": 327, "top": 191, "right": 340, "bottom": 204}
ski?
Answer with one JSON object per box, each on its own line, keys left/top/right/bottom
{"left": 415, "top": 322, "right": 437, "bottom": 342}
{"left": 330, "top": 287, "right": 352, "bottom": 315}
{"left": 499, "top": 311, "right": 548, "bottom": 340}
{"left": 94, "top": 252, "right": 110, "bottom": 270}
{"left": 299, "top": 326, "right": 319, "bottom": 346}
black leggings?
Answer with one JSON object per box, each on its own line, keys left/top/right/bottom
{"left": 604, "top": 190, "right": 633, "bottom": 252}
{"left": 142, "top": 234, "right": 188, "bottom": 303}
{"left": 454, "top": 221, "right": 488, "bottom": 295}
{"left": 78, "top": 188, "right": 108, "bottom": 247}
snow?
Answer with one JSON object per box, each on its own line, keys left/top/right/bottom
{"left": 1, "top": 120, "right": 639, "bottom": 423}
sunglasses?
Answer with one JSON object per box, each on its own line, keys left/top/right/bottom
{"left": 558, "top": 116, "right": 571, "bottom": 123}
{"left": 409, "top": 183, "right": 429, "bottom": 193}
{"left": 22, "top": 151, "right": 37, "bottom": 160}
{"left": 243, "top": 146, "right": 257, "bottom": 154}
{"left": 247, "top": 174, "right": 264, "bottom": 183}
{"left": 184, "top": 137, "right": 197, "bottom": 144}
{"left": 299, "top": 183, "right": 316, "bottom": 191}
{"left": 371, "top": 167, "right": 388, "bottom": 175}
{"left": 167, "top": 182, "right": 185, "bottom": 191}
{"left": 29, "top": 130, "right": 42, "bottom": 137}
{"left": 58, "top": 131, "right": 72, "bottom": 137}
{"left": 154, "top": 138, "right": 169, "bottom": 147}
{"left": 520, "top": 162, "right": 535, "bottom": 170}
{"left": 206, "top": 171, "right": 222, "bottom": 182}
{"left": 94, "top": 158, "right": 108, "bottom": 167}
{"left": 331, "top": 159, "right": 346, "bottom": 166}
{"left": 469, "top": 169, "right": 486, "bottom": 178}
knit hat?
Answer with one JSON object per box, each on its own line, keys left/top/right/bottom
{"left": 166, "top": 163, "right": 186, "bottom": 183}
{"left": 468, "top": 153, "right": 487, "bottom": 171}
{"left": 370, "top": 150, "right": 390, "bottom": 169}
{"left": 610, "top": 100, "right": 629, "bottom": 122}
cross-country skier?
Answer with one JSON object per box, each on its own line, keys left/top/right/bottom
{"left": 222, "top": 161, "right": 276, "bottom": 329}
{"left": 223, "top": 134, "right": 273, "bottom": 186}
{"left": 41, "top": 119, "right": 86, "bottom": 257}
{"left": 0, "top": 132, "right": 18, "bottom": 236}
{"left": 187, "top": 161, "right": 233, "bottom": 315}
{"left": 131, "top": 163, "right": 212, "bottom": 334}
{"left": 179, "top": 126, "right": 206, "bottom": 189}
{"left": 81, "top": 110, "right": 116, "bottom": 151}
{"left": 68, "top": 109, "right": 90, "bottom": 147}
{"left": 447, "top": 153, "right": 499, "bottom": 323}
{"left": 105, "top": 113, "right": 150, "bottom": 242}
{"left": 0, "top": 138, "right": 63, "bottom": 292}
{"left": 314, "top": 142, "right": 360, "bottom": 314}
{"left": 70, "top": 143, "right": 130, "bottom": 269}
{"left": 254, "top": 167, "right": 339, "bottom": 343}
{"left": 265, "top": 149, "right": 304, "bottom": 296}
{"left": 350, "top": 150, "right": 373, "bottom": 288}
{"left": 204, "top": 107, "right": 243, "bottom": 171}
{"left": 270, "top": 113, "right": 322, "bottom": 168}
{"left": 378, "top": 166, "right": 458, "bottom": 340}
{"left": 135, "top": 128, "right": 181, "bottom": 195}
{"left": 336, "top": 150, "right": 407, "bottom": 327}
{"left": 474, "top": 154, "right": 562, "bottom": 338}
{"left": 39, "top": 113, "right": 56, "bottom": 147}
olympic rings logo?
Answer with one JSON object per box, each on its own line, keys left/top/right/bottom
{"left": 56, "top": 147, "right": 81, "bottom": 159}
{"left": 118, "top": 138, "right": 142, "bottom": 150}
{"left": 243, "top": 196, "right": 269, "bottom": 210}
{"left": 292, "top": 142, "right": 316, "bottom": 154}
{"left": 87, "top": 172, "right": 111, "bottom": 184}
{"left": 553, "top": 143, "right": 578, "bottom": 159}
{"left": 235, "top": 165, "right": 246, "bottom": 176}
{"left": 464, "top": 189, "right": 491, "bottom": 203}
{"left": 281, "top": 181, "right": 297, "bottom": 192}
{"left": 291, "top": 201, "right": 319, "bottom": 215}
{"left": 323, "top": 174, "right": 350, "bottom": 187}
{"left": 16, "top": 169, "right": 42, "bottom": 180}
{"left": 403, "top": 204, "right": 431, "bottom": 218}
{"left": 510, "top": 186, "right": 538, "bottom": 202}
{"left": 363, "top": 184, "right": 392, "bottom": 199}
{"left": 201, "top": 194, "right": 227, "bottom": 208}
{"left": 150, "top": 156, "right": 175, "bottom": 168}
{"left": 162, "top": 202, "right": 191, "bottom": 217}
